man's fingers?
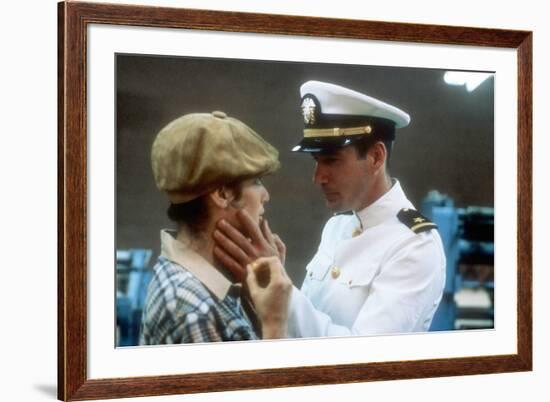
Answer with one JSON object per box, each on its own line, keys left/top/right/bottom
{"left": 273, "top": 234, "right": 285, "bottom": 252}
{"left": 213, "top": 246, "right": 246, "bottom": 283}
{"left": 260, "top": 218, "right": 276, "bottom": 245}
{"left": 213, "top": 229, "right": 252, "bottom": 264}
{"left": 236, "top": 209, "right": 265, "bottom": 245}
{"left": 216, "top": 220, "right": 257, "bottom": 257}
{"left": 273, "top": 234, "right": 287, "bottom": 266}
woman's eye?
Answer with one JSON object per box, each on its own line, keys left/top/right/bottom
{"left": 254, "top": 178, "right": 263, "bottom": 185}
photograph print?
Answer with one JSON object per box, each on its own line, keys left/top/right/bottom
{"left": 115, "top": 53, "right": 494, "bottom": 347}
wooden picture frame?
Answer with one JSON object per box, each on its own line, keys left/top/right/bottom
{"left": 58, "top": 1, "right": 532, "bottom": 400}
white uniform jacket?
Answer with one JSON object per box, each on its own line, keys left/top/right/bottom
{"left": 287, "top": 180, "right": 446, "bottom": 338}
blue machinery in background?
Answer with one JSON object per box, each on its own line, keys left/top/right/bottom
{"left": 422, "top": 191, "right": 494, "bottom": 331}
{"left": 116, "top": 249, "right": 153, "bottom": 346}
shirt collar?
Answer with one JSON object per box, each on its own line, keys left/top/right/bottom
{"left": 354, "top": 179, "right": 414, "bottom": 230}
{"left": 160, "top": 229, "right": 237, "bottom": 300}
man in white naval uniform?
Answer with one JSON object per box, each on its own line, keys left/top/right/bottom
{"left": 287, "top": 179, "right": 445, "bottom": 337}
{"left": 214, "top": 80, "right": 446, "bottom": 338}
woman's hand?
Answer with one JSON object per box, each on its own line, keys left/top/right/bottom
{"left": 246, "top": 256, "right": 292, "bottom": 339}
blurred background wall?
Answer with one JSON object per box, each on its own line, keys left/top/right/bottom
{"left": 116, "top": 54, "right": 494, "bottom": 285}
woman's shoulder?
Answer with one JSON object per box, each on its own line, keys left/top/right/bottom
{"left": 150, "top": 256, "right": 216, "bottom": 314}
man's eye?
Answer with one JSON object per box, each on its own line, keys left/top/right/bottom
{"left": 313, "top": 155, "right": 338, "bottom": 165}
{"left": 254, "top": 178, "right": 263, "bottom": 185}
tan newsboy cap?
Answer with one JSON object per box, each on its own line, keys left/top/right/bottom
{"left": 151, "top": 111, "right": 280, "bottom": 203}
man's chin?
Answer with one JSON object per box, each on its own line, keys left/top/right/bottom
{"left": 325, "top": 199, "right": 345, "bottom": 212}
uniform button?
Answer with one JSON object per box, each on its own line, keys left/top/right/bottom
{"left": 348, "top": 279, "right": 353, "bottom": 286}
{"left": 212, "top": 110, "right": 227, "bottom": 119}
{"left": 309, "top": 271, "right": 313, "bottom": 277}
{"left": 331, "top": 266, "right": 340, "bottom": 279}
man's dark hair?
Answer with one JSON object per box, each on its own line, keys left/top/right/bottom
{"left": 351, "top": 135, "right": 394, "bottom": 171}
{"left": 166, "top": 181, "right": 245, "bottom": 234}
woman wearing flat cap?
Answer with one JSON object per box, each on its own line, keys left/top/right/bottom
{"left": 140, "top": 111, "right": 292, "bottom": 345}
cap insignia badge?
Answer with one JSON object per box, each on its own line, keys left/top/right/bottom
{"left": 301, "top": 97, "right": 317, "bottom": 125}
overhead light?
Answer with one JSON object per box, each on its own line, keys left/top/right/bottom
{"left": 444, "top": 71, "right": 493, "bottom": 92}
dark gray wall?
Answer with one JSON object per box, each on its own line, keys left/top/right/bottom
{"left": 116, "top": 54, "right": 494, "bottom": 284}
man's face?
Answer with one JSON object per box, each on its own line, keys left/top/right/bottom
{"left": 312, "top": 146, "right": 373, "bottom": 212}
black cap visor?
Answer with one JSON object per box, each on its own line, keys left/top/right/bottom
{"left": 291, "top": 135, "right": 364, "bottom": 153}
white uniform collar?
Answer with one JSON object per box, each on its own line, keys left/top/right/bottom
{"left": 354, "top": 179, "right": 413, "bottom": 230}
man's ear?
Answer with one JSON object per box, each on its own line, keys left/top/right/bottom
{"left": 208, "top": 186, "right": 234, "bottom": 209}
{"left": 368, "top": 141, "right": 387, "bottom": 171}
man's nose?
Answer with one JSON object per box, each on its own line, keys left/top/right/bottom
{"left": 313, "top": 163, "right": 328, "bottom": 184}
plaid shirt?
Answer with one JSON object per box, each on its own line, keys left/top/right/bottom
{"left": 140, "top": 230, "right": 259, "bottom": 345}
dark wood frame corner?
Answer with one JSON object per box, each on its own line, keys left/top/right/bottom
{"left": 58, "top": 1, "right": 532, "bottom": 400}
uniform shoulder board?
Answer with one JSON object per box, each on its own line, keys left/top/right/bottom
{"left": 397, "top": 208, "right": 438, "bottom": 234}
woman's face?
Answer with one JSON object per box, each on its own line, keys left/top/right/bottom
{"left": 229, "top": 177, "right": 270, "bottom": 225}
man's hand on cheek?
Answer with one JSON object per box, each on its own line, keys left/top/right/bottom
{"left": 213, "top": 209, "right": 286, "bottom": 283}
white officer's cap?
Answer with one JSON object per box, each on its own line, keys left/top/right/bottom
{"left": 293, "top": 80, "right": 410, "bottom": 153}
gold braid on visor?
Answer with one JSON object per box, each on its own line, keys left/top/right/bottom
{"left": 303, "top": 125, "right": 373, "bottom": 138}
